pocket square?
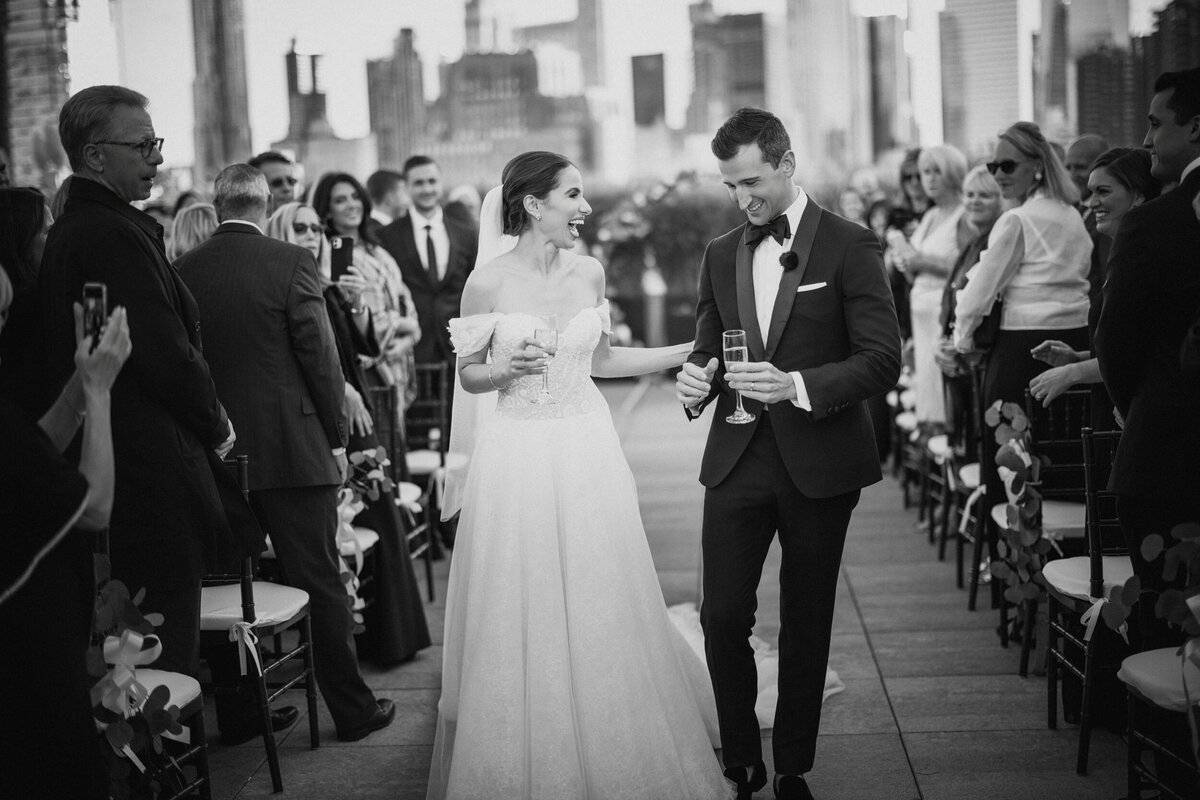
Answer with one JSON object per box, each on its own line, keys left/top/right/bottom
{"left": 796, "top": 282, "right": 827, "bottom": 293}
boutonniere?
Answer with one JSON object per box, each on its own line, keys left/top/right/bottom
{"left": 779, "top": 251, "right": 799, "bottom": 271}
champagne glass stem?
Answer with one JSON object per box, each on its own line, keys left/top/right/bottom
{"left": 734, "top": 388, "right": 746, "bottom": 415}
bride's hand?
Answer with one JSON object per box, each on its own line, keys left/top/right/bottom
{"left": 500, "top": 338, "right": 551, "bottom": 378}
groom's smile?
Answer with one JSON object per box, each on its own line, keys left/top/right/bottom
{"left": 718, "top": 142, "right": 799, "bottom": 225}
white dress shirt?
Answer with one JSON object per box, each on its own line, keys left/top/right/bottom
{"left": 409, "top": 206, "right": 450, "bottom": 279}
{"left": 750, "top": 188, "right": 812, "bottom": 411}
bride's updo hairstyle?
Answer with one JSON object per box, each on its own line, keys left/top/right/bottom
{"left": 500, "top": 151, "right": 574, "bottom": 235}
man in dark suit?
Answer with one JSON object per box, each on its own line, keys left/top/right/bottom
{"left": 1095, "top": 68, "right": 1200, "bottom": 653}
{"left": 40, "top": 85, "right": 236, "bottom": 676}
{"left": 177, "top": 164, "right": 395, "bottom": 742}
{"left": 676, "top": 108, "right": 900, "bottom": 800}
{"left": 376, "top": 155, "right": 477, "bottom": 368}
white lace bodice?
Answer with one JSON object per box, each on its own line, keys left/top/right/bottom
{"left": 449, "top": 301, "right": 612, "bottom": 420}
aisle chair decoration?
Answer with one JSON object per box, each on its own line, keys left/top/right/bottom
{"left": 338, "top": 445, "right": 393, "bottom": 631}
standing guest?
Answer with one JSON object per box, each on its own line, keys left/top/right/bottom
{"left": 178, "top": 164, "right": 395, "bottom": 742}
{"left": 0, "top": 187, "right": 54, "bottom": 418}
{"left": 1063, "top": 133, "right": 1108, "bottom": 231}
{"left": 836, "top": 187, "right": 867, "bottom": 227}
{"left": 365, "top": 169, "right": 409, "bottom": 239}
{"left": 169, "top": 201, "right": 218, "bottom": 260}
{"left": 1095, "top": 68, "right": 1200, "bottom": 655}
{"left": 676, "top": 107, "right": 901, "bottom": 799}
{"left": 1, "top": 266, "right": 131, "bottom": 800}
{"left": 377, "top": 155, "right": 478, "bottom": 371}
{"left": 143, "top": 202, "right": 174, "bottom": 256}
{"left": 49, "top": 174, "right": 75, "bottom": 221}
{"left": 890, "top": 144, "right": 970, "bottom": 428}
{"left": 445, "top": 183, "right": 482, "bottom": 226}
{"left": 954, "top": 121, "right": 1092, "bottom": 538}
{"left": 40, "top": 85, "right": 236, "bottom": 676}
{"left": 885, "top": 149, "right": 928, "bottom": 344}
{"left": 266, "top": 200, "right": 432, "bottom": 664}
{"left": 1029, "top": 148, "right": 1160, "bottom": 412}
{"left": 248, "top": 150, "right": 297, "bottom": 212}
{"left": 172, "top": 189, "right": 204, "bottom": 216}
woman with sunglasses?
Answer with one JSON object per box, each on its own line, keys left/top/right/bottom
{"left": 1029, "top": 148, "right": 1161, "bottom": 417}
{"left": 266, "top": 201, "right": 432, "bottom": 665}
{"left": 953, "top": 121, "right": 1092, "bottom": 544}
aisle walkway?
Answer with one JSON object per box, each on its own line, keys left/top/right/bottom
{"left": 209, "top": 376, "right": 1127, "bottom": 799}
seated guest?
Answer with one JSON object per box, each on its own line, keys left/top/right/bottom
{"left": 178, "top": 164, "right": 395, "bottom": 742}
{"left": 267, "top": 200, "right": 431, "bottom": 664}
{"left": 40, "top": 85, "right": 236, "bottom": 677}
{"left": 1, "top": 264, "right": 132, "bottom": 800}
{"left": 1029, "top": 149, "right": 1160, "bottom": 415}
{"left": 169, "top": 201, "right": 218, "bottom": 260}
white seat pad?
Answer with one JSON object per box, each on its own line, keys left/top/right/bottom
{"left": 407, "top": 450, "right": 469, "bottom": 476}
{"left": 990, "top": 499, "right": 1085, "bottom": 538}
{"left": 1119, "top": 647, "right": 1200, "bottom": 713}
{"left": 341, "top": 525, "right": 379, "bottom": 557}
{"left": 136, "top": 668, "right": 201, "bottom": 707}
{"left": 1042, "top": 555, "right": 1135, "bottom": 602}
{"left": 396, "top": 481, "right": 422, "bottom": 507}
{"left": 200, "top": 582, "right": 309, "bottom": 630}
{"left": 958, "top": 462, "right": 980, "bottom": 489}
{"left": 895, "top": 411, "right": 917, "bottom": 433}
{"left": 926, "top": 434, "right": 950, "bottom": 460}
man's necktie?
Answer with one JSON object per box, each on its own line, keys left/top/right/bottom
{"left": 424, "top": 224, "right": 438, "bottom": 280}
{"left": 744, "top": 215, "right": 791, "bottom": 249}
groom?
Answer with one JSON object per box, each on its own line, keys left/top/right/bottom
{"left": 676, "top": 107, "right": 900, "bottom": 800}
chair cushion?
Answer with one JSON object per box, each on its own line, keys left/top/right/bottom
{"left": 1118, "top": 647, "right": 1200, "bottom": 713}
{"left": 1042, "top": 555, "right": 1135, "bottom": 602}
{"left": 407, "top": 450, "right": 469, "bottom": 476}
{"left": 899, "top": 388, "right": 915, "bottom": 409}
{"left": 136, "top": 668, "right": 201, "bottom": 708}
{"left": 340, "top": 525, "right": 379, "bottom": 557}
{"left": 199, "top": 582, "right": 309, "bottom": 630}
{"left": 895, "top": 411, "right": 917, "bottom": 433}
{"left": 990, "top": 499, "right": 1085, "bottom": 538}
{"left": 396, "top": 481, "right": 422, "bottom": 508}
{"left": 958, "top": 462, "right": 980, "bottom": 489}
{"left": 926, "top": 434, "right": 950, "bottom": 460}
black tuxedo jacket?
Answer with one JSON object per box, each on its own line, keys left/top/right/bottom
{"left": 39, "top": 177, "right": 232, "bottom": 566}
{"left": 376, "top": 212, "right": 477, "bottom": 363}
{"left": 689, "top": 199, "right": 901, "bottom": 498}
{"left": 1095, "top": 169, "right": 1200, "bottom": 499}
{"left": 177, "top": 223, "right": 347, "bottom": 491}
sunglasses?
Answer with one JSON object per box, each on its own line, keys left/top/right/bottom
{"left": 902, "top": 173, "right": 920, "bottom": 181}
{"left": 985, "top": 159, "right": 1026, "bottom": 176}
{"left": 292, "top": 222, "right": 322, "bottom": 235}
{"left": 271, "top": 176, "right": 299, "bottom": 188}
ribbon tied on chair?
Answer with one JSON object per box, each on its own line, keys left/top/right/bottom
{"left": 94, "top": 630, "right": 163, "bottom": 718}
{"left": 1078, "top": 597, "right": 1128, "bottom": 645}
{"left": 229, "top": 620, "right": 263, "bottom": 677}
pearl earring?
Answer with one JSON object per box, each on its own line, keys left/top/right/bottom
{"left": 1034, "top": 172, "right": 1043, "bottom": 181}
{"left": 533, "top": 213, "right": 542, "bottom": 221}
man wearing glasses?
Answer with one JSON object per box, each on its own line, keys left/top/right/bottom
{"left": 249, "top": 150, "right": 298, "bottom": 212}
{"left": 39, "top": 85, "right": 238, "bottom": 684}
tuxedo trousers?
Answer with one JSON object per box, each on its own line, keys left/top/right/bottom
{"left": 701, "top": 413, "right": 859, "bottom": 775}
{"left": 212, "top": 486, "right": 377, "bottom": 734}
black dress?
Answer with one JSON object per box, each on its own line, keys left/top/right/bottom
{"left": 0, "top": 393, "right": 105, "bottom": 799}
{"left": 323, "top": 284, "right": 431, "bottom": 664}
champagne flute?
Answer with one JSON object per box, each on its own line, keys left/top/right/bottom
{"left": 532, "top": 314, "right": 558, "bottom": 405}
{"left": 722, "top": 330, "right": 756, "bottom": 424}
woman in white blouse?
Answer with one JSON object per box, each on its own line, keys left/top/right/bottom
{"left": 891, "top": 144, "right": 971, "bottom": 426}
{"left": 954, "top": 121, "right": 1092, "bottom": 507}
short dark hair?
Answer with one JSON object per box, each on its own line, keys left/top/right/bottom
{"left": 366, "top": 169, "right": 405, "bottom": 204}
{"left": 59, "top": 85, "right": 149, "bottom": 172}
{"left": 212, "top": 163, "right": 270, "bottom": 222}
{"left": 1153, "top": 68, "right": 1200, "bottom": 126}
{"left": 500, "top": 151, "right": 574, "bottom": 236}
{"left": 0, "top": 186, "right": 48, "bottom": 288}
{"left": 711, "top": 107, "right": 791, "bottom": 168}
{"left": 1090, "top": 147, "right": 1161, "bottom": 203}
{"left": 247, "top": 150, "right": 292, "bottom": 170}
{"left": 402, "top": 155, "right": 437, "bottom": 178}
{"left": 310, "top": 171, "right": 377, "bottom": 246}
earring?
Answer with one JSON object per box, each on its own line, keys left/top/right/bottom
{"left": 533, "top": 213, "right": 542, "bottom": 221}
{"left": 1034, "top": 172, "right": 1043, "bottom": 181}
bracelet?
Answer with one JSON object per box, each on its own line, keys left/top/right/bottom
{"left": 487, "top": 364, "right": 506, "bottom": 391}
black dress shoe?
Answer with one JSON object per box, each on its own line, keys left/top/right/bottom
{"left": 337, "top": 698, "right": 396, "bottom": 742}
{"left": 724, "top": 762, "right": 767, "bottom": 800}
{"left": 774, "top": 774, "right": 815, "bottom": 800}
{"left": 219, "top": 705, "right": 299, "bottom": 746}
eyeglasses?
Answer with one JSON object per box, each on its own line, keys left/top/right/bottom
{"left": 985, "top": 159, "right": 1025, "bottom": 176}
{"left": 92, "top": 137, "right": 164, "bottom": 159}
{"left": 270, "top": 176, "right": 299, "bottom": 188}
{"left": 902, "top": 173, "right": 920, "bottom": 181}
{"left": 292, "top": 222, "right": 322, "bottom": 235}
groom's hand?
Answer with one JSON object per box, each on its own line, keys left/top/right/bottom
{"left": 676, "top": 358, "right": 717, "bottom": 408}
{"left": 726, "top": 361, "right": 797, "bottom": 405}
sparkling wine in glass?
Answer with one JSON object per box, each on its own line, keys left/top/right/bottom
{"left": 532, "top": 314, "right": 559, "bottom": 405}
{"left": 722, "top": 330, "right": 756, "bottom": 424}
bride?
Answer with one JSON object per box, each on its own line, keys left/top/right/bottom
{"left": 426, "top": 151, "right": 732, "bottom": 799}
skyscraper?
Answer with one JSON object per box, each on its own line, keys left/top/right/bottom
{"left": 685, "top": 2, "right": 766, "bottom": 135}
{"left": 191, "top": 0, "right": 252, "bottom": 187}
{"left": 367, "top": 29, "right": 426, "bottom": 169}
{"left": 632, "top": 54, "right": 666, "bottom": 127}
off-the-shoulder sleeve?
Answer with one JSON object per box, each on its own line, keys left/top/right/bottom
{"left": 596, "top": 299, "right": 613, "bottom": 335}
{"left": 448, "top": 313, "right": 504, "bottom": 355}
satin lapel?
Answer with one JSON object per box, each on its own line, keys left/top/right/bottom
{"left": 734, "top": 228, "right": 765, "bottom": 361}
{"left": 764, "top": 201, "right": 823, "bottom": 360}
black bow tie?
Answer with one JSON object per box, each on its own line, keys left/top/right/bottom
{"left": 745, "top": 215, "right": 791, "bottom": 249}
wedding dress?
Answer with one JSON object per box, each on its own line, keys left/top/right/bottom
{"left": 426, "top": 301, "right": 733, "bottom": 800}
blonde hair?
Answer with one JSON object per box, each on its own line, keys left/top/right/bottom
{"left": 266, "top": 201, "right": 331, "bottom": 279}
{"left": 998, "top": 121, "right": 1080, "bottom": 206}
{"left": 917, "top": 144, "right": 969, "bottom": 196}
{"left": 169, "top": 202, "right": 217, "bottom": 260}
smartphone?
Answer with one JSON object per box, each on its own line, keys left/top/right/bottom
{"left": 330, "top": 236, "right": 354, "bottom": 281}
{"left": 82, "top": 282, "right": 107, "bottom": 351}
